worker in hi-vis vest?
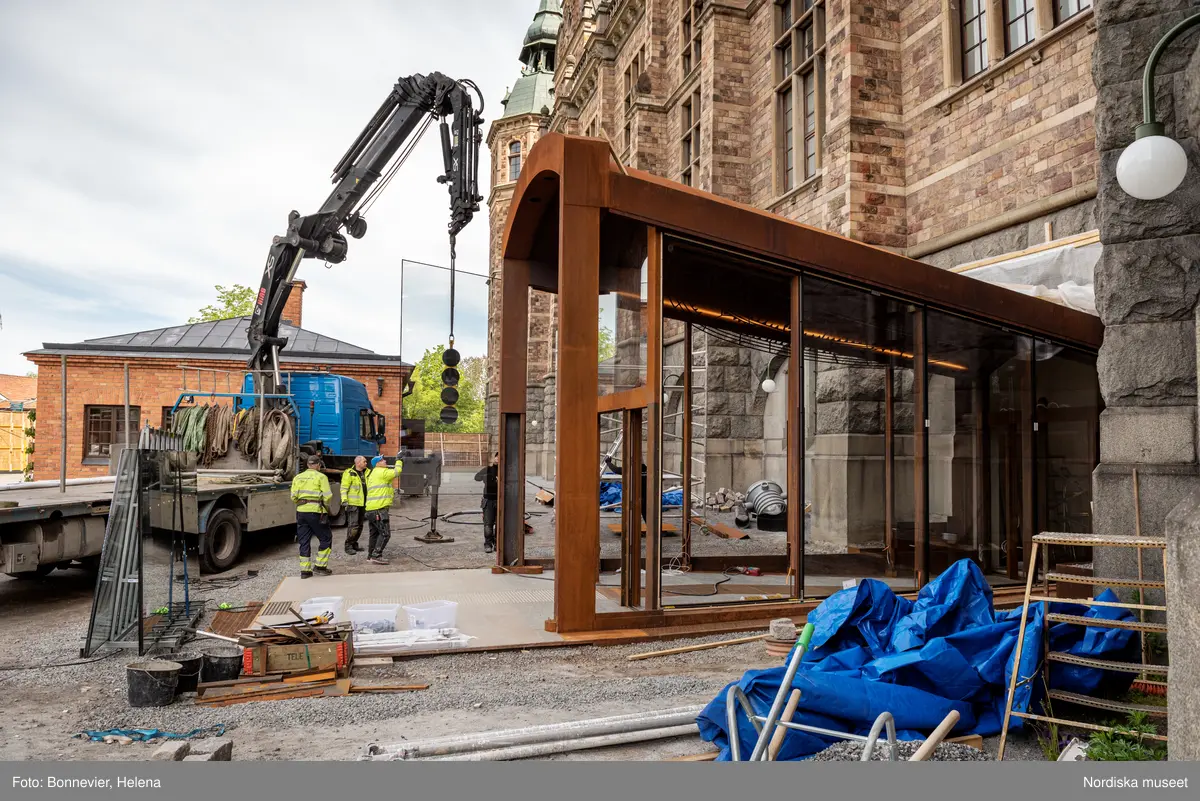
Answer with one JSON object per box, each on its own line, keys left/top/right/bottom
{"left": 291, "top": 453, "right": 334, "bottom": 578}
{"left": 340, "top": 455, "right": 369, "bottom": 556}
{"left": 364, "top": 455, "right": 401, "bottom": 565}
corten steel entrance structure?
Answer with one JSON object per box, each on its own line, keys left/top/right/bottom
{"left": 497, "top": 134, "right": 1103, "bottom": 635}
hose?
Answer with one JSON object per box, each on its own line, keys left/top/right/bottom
{"left": 203, "top": 403, "right": 233, "bottom": 465}
{"left": 259, "top": 408, "right": 295, "bottom": 472}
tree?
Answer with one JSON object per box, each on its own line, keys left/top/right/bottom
{"left": 460, "top": 356, "right": 486, "bottom": 392}
{"left": 403, "top": 345, "right": 485, "bottom": 433}
{"left": 189, "top": 284, "right": 256, "bottom": 323}
{"left": 599, "top": 312, "right": 615, "bottom": 363}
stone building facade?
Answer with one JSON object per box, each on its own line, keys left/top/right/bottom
{"left": 487, "top": 0, "right": 1106, "bottom": 525}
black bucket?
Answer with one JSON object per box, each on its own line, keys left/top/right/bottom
{"left": 200, "top": 646, "right": 242, "bottom": 683}
{"left": 127, "top": 660, "right": 181, "bottom": 707}
{"left": 161, "top": 651, "right": 202, "bottom": 693}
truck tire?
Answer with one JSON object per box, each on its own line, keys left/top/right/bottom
{"left": 14, "top": 565, "right": 55, "bottom": 580}
{"left": 201, "top": 509, "right": 243, "bottom": 574}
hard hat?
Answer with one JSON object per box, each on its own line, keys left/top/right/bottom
{"left": 371, "top": 456, "right": 384, "bottom": 467}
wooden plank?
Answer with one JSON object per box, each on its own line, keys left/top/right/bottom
{"left": 353, "top": 657, "right": 395, "bottom": 666}
{"left": 349, "top": 683, "right": 430, "bottom": 693}
{"left": 681, "top": 321, "right": 693, "bottom": 570}
{"left": 667, "top": 751, "right": 719, "bottom": 762}
{"left": 606, "top": 523, "right": 678, "bottom": 535}
{"left": 283, "top": 670, "right": 336, "bottom": 684}
{"left": 946, "top": 734, "right": 984, "bottom": 751}
{"left": 696, "top": 518, "right": 749, "bottom": 540}
{"left": 491, "top": 565, "right": 545, "bottom": 575}
{"left": 627, "top": 634, "right": 766, "bottom": 661}
{"left": 196, "top": 685, "right": 330, "bottom": 707}
{"left": 788, "top": 275, "right": 803, "bottom": 598}
{"left": 645, "top": 223, "right": 663, "bottom": 612}
{"left": 197, "top": 674, "right": 283, "bottom": 691}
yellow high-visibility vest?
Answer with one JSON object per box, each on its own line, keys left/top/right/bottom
{"left": 291, "top": 468, "right": 331, "bottom": 513}
{"left": 364, "top": 465, "right": 399, "bottom": 512}
{"left": 341, "top": 467, "right": 367, "bottom": 507}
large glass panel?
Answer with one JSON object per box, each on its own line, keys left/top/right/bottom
{"left": 802, "top": 277, "right": 918, "bottom": 596}
{"left": 661, "top": 236, "right": 796, "bottom": 607}
{"left": 1034, "top": 343, "right": 1100, "bottom": 576}
{"left": 598, "top": 214, "right": 649, "bottom": 397}
{"left": 925, "top": 311, "right": 1033, "bottom": 585}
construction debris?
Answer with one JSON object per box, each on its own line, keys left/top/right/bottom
{"left": 627, "top": 634, "right": 766, "bottom": 662}
{"left": 809, "top": 740, "right": 992, "bottom": 762}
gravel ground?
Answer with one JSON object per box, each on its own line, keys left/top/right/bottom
{"left": 809, "top": 740, "right": 993, "bottom": 761}
{"left": 0, "top": 478, "right": 1048, "bottom": 763}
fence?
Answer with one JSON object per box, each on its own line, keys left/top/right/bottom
{"left": 0, "top": 409, "right": 30, "bottom": 473}
{"left": 425, "top": 433, "right": 489, "bottom": 467}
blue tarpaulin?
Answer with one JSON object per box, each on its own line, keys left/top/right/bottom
{"left": 77, "top": 724, "right": 226, "bottom": 743}
{"left": 698, "top": 560, "right": 1139, "bottom": 761}
{"left": 600, "top": 480, "right": 683, "bottom": 510}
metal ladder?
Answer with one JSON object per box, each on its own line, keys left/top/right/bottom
{"left": 997, "top": 532, "right": 1169, "bottom": 759}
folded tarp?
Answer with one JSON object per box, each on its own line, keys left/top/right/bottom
{"left": 698, "top": 559, "right": 1139, "bottom": 761}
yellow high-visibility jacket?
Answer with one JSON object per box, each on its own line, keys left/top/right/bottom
{"left": 364, "top": 465, "right": 400, "bottom": 512}
{"left": 340, "top": 467, "right": 367, "bottom": 507}
{"left": 291, "top": 468, "right": 332, "bottom": 513}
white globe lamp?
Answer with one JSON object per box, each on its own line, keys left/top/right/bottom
{"left": 761, "top": 378, "right": 777, "bottom": 394}
{"left": 1117, "top": 132, "right": 1188, "bottom": 200}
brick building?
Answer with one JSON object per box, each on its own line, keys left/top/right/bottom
{"left": 487, "top": 0, "right": 1101, "bottom": 491}
{"left": 25, "top": 282, "right": 410, "bottom": 480}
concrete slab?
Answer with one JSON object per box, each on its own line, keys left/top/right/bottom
{"left": 259, "top": 568, "right": 623, "bottom": 654}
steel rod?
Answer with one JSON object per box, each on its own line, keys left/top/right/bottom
{"left": 428, "top": 724, "right": 699, "bottom": 762}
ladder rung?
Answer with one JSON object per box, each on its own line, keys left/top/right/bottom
{"left": 1045, "top": 613, "right": 1167, "bottom": 633}
{"left": 1047, "top": 652, "right": 1169, "bottom": 676}
{"left": 1047, "top": 690, "right": 1168, "bottom": 717}
{"left": 1010, "top": 711, "right": 1169, "bottom": 741}
{"left": 1029, "top": 595, "right": 1166, "bottom": 612}
{"left": 1034, "top": 532, "right": 1166, "bottom": 548}
{"left": 1045, "top": 571, "right": 1164, "bottom": 590}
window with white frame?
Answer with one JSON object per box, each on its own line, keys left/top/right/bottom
{"left": 680, "top": 89, "right": 701, "bottom": 187}
{"left": 1055, "top": 0, "right": 1092, "bottom": 24}
{"left": 681, "top": 0, "right": 702, "bottom": 76}
{"left": 508, "top": 141, "right": 522, "bottom": 182}
{"left": 774, "top": 0, "right": 825, "bottom": 192}
{"left": 1004, "top": 0, "right": 1036, "bottom": 54}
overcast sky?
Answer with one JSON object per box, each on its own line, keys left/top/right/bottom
{"left": 0, "top": 0, "right": 535, "bottom": 376}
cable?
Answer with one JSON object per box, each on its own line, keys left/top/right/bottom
{"left": 662, "top": 568, "right": 737, "bottom": 598}
{"left": 0, "top": 650, "right": 121, "bottom": 672}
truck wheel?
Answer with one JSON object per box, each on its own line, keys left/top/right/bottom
{"left": 14, "top": 565, "right": 54, "bottom": 580}
{"left": 201, "top": 509, "right": 243, "bottom": 574}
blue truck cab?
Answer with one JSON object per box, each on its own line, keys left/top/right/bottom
{"left": 240, "top": 372, "right": 386, "bottom": 462}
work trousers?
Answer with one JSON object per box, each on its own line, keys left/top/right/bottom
{"left": 368, "top": 510, "right": 391, "bottom": 559}
{"left": 297, "top": 511, "right": 332, "bottom": 572}
{"left": 345, "top": 505, "right": 365, "bottom": 552}
{"left": 482, "top": 497, "right": 497, "bottom": 549}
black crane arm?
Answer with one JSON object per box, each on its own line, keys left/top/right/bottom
{"left": 247, "top": 72, "right": 484, "bottom": 376}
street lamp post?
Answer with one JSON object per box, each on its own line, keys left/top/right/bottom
{"left": 1115, "top": 12, "right": 1200, "bottom": 200}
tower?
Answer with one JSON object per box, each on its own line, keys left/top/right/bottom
{"left": 485, "top": 0, "right": 560, "bottom": 474}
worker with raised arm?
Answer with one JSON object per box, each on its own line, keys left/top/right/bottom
{"left": 475, "top": 451, "right": 499, "bottom": 553}
{"left": 292, "top": 453, "right": 334, "bottom": 578}
{"left": 340, "top": 455, "right": 369, "bottom": 555}
{"left": 364, "top": 455, "right": 401, "bottom": 565}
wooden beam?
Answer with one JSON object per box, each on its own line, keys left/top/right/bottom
{"left": 681, "top": 321, "right": 694, "bottom": 570}
{"left": 646, "top": 225, "right": 663, "bottom": 611}
{"left": 914, "top": 307, "right": 928, "bottom": 587}
{"left": 627, "top": 633, "right": 766, "bottom": 661}
{"left": 788, "top": 275, "right": 803, "bottom": 599}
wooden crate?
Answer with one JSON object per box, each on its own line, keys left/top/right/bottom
{"left": 243, "top": 631, "right": 352, "bottom": 678}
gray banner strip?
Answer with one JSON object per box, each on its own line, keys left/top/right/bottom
{"left": 3, "top": 762, "right": 1197, "bottom": 801}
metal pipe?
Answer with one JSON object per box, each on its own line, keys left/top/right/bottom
{"left": 123, "top": 362, "right": 131, "bottom": 453}
{"left": 428, "top": 724, "right": 699, "bottom": 762}
{"left": 0, "top": 476, "right": 115, "bottom": 492}
{"left": 859, "top": 712, "right": 899, "bottom": 761}
{"left": 749, "top": 622, "right": 814, "bottom": 761}
{"left": 59, "top": 355, "right": 67, "bottom": 493}
{"left": 365, "top": 705, "right": 705, "bottom": 760}
{"left": 1139, "top": 12, "right": 1200, "bottom": 135}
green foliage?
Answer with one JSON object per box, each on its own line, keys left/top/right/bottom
{"left": 22, "top": 408, "right": 35, "bottom": 480}
{"left": 1036, "top": 690, "right": 1062, "bottom": 761}
{"left": 189, "top": 284, "right": 256, "bottom": 323}
{"left": 403, "top": 345, "right": 485, "bottom": 433}
{"left": 1085, "top": 712, "right": 1166, "bottom": 762}
{"left": 599, "top": 314, "right": 615, "bottom": 363}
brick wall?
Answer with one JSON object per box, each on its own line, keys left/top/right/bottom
{"left": 26, "top": 355, "right": 408, "bottom": 480}
{"left": 281, "top": 280, "right": 306, "bottom": 328}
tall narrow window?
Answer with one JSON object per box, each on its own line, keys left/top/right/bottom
{"left": 508, "top": 141, "right": 521, "bottom": 182}
{"left": 680, "top": 89, "right": 701, "bottom": 187}
{"left": 962, "top": 0, "right": 988, "bottom": 79}
{"left": 624, "top": 48, "right": 643, "bottom": 114}
{"left": 681, "top": 0, "right": 701, "bottom": 76}
{"left": 774, "top": 0, "right": 826, "bottom": 192}
{"left": 1004, "top": 0, "right": 1036, "bottom": 54}
{"left": 1055, "top": 0, "right": 1092, "bottom": 24}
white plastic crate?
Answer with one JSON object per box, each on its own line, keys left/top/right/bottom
{"left": 403, "top": 600, "right": 458, "bottom": 630}
{"left": 300, "top": 596, "right": 345, "bottom": 624}
{"left": 348, "top": 603, "right": 402, "bottom": 634}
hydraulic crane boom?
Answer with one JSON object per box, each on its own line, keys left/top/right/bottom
{"left": 247, "top": 72, "right": 484, "bottom": 379}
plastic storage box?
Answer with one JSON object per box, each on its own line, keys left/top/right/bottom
{"left": 300, "top": 596, "right": 346, "bottom": 624}
{"left": 403, "top": 600, "right": 458, "bottom": 630}
{"left": 348, "top": 603, "right": 403, "bottom": 634}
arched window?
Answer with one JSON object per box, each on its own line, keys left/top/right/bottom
{"left": 508, "top": 141, "right": 522, "bottom": 181}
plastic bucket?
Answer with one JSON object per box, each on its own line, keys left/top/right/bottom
{"left": 161, "top": 651, "right": 202, "bottom": 693}
{"left": 200, "top": 646, "right": 243, "bottom": 683}
{"left": 127, "top": 660, "right": 181, "bottom": 707}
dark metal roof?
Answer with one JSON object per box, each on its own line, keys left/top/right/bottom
{"left": 28, "top": 317, "right": 409, "bottom": 367}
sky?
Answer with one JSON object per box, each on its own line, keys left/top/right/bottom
{"left": 0, "top": 0, "right": 535, "bottom": 376}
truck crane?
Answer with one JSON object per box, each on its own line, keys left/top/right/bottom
{"left": 247, "top": 71, "right": 485, "bottom": 386}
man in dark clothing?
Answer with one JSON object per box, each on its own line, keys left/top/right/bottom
{"left": 475, "top": 452, "right": 499, "bottom": 553}
{"left": 604, "top": 455, "right": 647, "bottom": 527}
